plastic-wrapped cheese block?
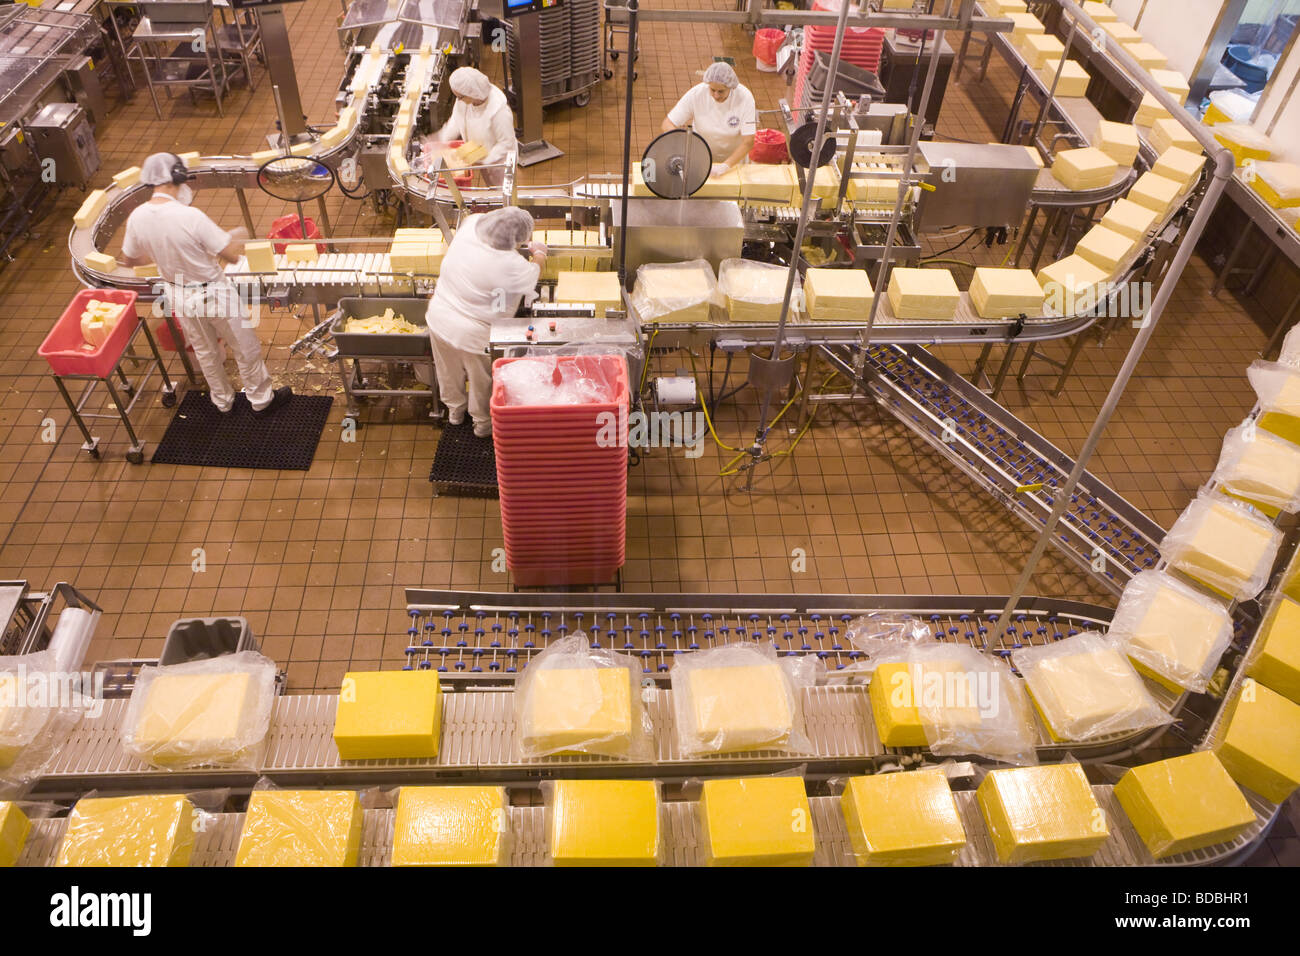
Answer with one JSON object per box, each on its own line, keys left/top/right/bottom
{"left": 1128, "top": 171, "right": 1183, "bottom": 216}
{"left": 1150, "top": 116, "right": 1198, "bottom": 153}
{"left": 804, "top": 267, "right": 873, "bottom": 320}
{"left": 1074, "top": 224, "right": 1136, "bottom": 276}
{"left": 1107, "top": 570, "right": 1233, "bottom": 693}
{"left": 1249, "top": 161, "right": 1300, "bottom": 209}
{"left": 699, "top": 776, "right": 814, "bottom": 866}
{"left": 1159, "top": 494, "right": 1282, "bottom": 601}
{"left": 1051, "top": 146, "right": 1118, "bottom": 191}
{"left": 1114, "top": 751, "right": 1255, "bottom": 859}
{"left": 1152, "top": 146, "right": 1206, "bottom": 190}
{"left": 1247, "top": 598, "right": 1300, "bottom": 704}
{"left": 1150, "top": 68, "right": 1190, "bottom": 105}
{"left": 718, "top": 257, "right": 796, "bottom": 323}
{"left": 391, "top": 785, "right": 509, "bottom": 866}
{"left": 1037, "top": 254, "right": 1108, "bottom": 314}
{"left": 1037, "top": 59, "right": 1090, "bottom": 98}
{"left": 977, "top": 763, "right": 1107, "bottom": 863}
{"left": 1249, "top": 360, "right": 1300, "bottom": 444}
{"left": 1100, "top": 19, "right": 1141, "bottom": 44}
{"left": 112, "top": 166, "right": 141, "bottom": 190}
{"left": 1211, "top": 122, "right": 1274, "bottom": 165}
{"left": 1007, "top": 11, "right": 1043, "bottom": 42}
{"left": 84, "top": 251, "right": 118, "bottom": 273}
{"left": 840, "top": 768, "right": 966, "bottom": 866}
{"left": 1123, "top": 41, "right": 1167, "bottom": 71}
{"left": 1213, "top": 679, "right": 1300, "bottom": 803}
{"left": 1013, "top": 631, "right": 1171, "bottom": 741}
{"left": 548, "top": 780, "right": 660, "bottom": 866}
{"left": 868, "top": 659, "right": 982, "bottom": 747}
{"left": 740, "top": 163, "right": 797, "bottom": 204}
{"left": 73, "top": 189, "right": 108, "bottom": 229}
{"left": 519, "top": 667, "right": 633, "bottom": 756}
{"left": 886, "top": 266, "right": 960, "bottom": 319}
{"left": 56, "top": 795, "right": 195, "bottom": 867}
{"left": 630, "top": 259, "right": 720, "bottom": 324}
{"left": 1135, "top": 93, "right": 1170, "bottom": 127}
{"left": 235, "top": 790, "right": 364, "bottom": 867}
{"left": 695, "top": 166, "right": 742, "bottom": 199}
{"left": 244, "top": 240, "right": 276, "bottom": 273}
{"left": 284, "top": 243, "right": 319, "bottom": 264}
{"left": 0, "top": 802, "right": 31, "bottom": 867}
{"left": 555, "top": 271, "right": 624, "bottom": 317}
{"left": 1100, "top": 198, "right": 1159, "bottom": 240}
{"left": 1019, "top": 32, "right": 1064, "bottom": 70}
{"left": 1212, "top": 421, "right": 1300, "bottom": 515}
{"left": 1095, "top": 119, "right": 1140, "bottom": 166}
{"left": 333, "top": 669, "right": 442, "bottom": 760}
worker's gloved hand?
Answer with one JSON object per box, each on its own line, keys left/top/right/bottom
{"left": 528, "top": 241, "right": 548, "bottom": 257}
{"left": 710, "top": 163, "right": 730, "bottom": 177}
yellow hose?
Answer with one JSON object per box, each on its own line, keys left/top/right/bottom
{"left": 637, "top": 327, "right": 659, "bottom": 397}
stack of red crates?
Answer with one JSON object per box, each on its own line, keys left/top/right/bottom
{"left": 490, "top": 355, "right": 629, "bottom": 587}
{"left": 792, "top": 11, "right": 884, "bottom": 114}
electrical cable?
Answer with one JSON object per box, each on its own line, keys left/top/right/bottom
{"left": 922, "top": 227, "right": 980, "bottom": 260}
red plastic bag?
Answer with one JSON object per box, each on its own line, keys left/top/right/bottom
{"left": 749, "top": 128, "right": 789, "bottom": 164}
{"left": 753, "top": 28, "right": 784, "bottom": 65}
{"left": 268, "top": 214, "right": 326, "bottom": 255}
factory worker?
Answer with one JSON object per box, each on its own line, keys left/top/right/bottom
{"left": 661, "top": 61, "right": 758, "bottom": 176}
{"left": 425, "top": 207, "right": 546, "bottom": 437}
{"left": 120, "top": 153, "right": 292, "bottom": 417}
{"left": 428, "top": 66, "right": 517, "bottom": 188}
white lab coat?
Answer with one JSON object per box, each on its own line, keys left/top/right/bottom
{"left": 666, "top": 82, "right": 758, "bottom": 164}
{"left": 435, "top": 85, "right": 517, "bottom": 186}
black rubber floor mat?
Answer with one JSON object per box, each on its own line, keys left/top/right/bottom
{"left": 151, "top": 390, "right": 333, "bottom": 471}
{"left": 429, "top": 420, "right": 498, "bottom": 497}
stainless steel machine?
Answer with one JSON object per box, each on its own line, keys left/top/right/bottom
{"left": 26, "top": 102, "right": 100, "bottom": 188}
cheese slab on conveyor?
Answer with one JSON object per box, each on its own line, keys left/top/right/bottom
{"left": 1037, "top": 59, "right": 1090, "bottom": 98}
{"left": 984, "top": 0, "right": 1028, "bottom": 14}
{"left": 1100, "top": 20, "right": 1142, "bottom": 46}
{"left": 740, "top": 163, "right": 797, "bottom": 204}
{"left": 887, "top": 267, "right": 960, "bottom": 319}
{"left": 719, "top": 258, "right": 794, "bottom": 323}
{"left": 392, "top": 785, "right": 509, "bottom": 867}
{"left": 1007, "top": 11, "right": 1043, "bottom": 42}
{"left": 73, "top": 189, "right": 109, "bottom": 230}
{"left": 976, "top": 763, "right": 1108, "bottom": 864}
{"left": 968, "top": 266, "right": 1044, "bottom": 318}
{"left": 1152, "top": 146, "right": 1206, "bottom": 190}
{"left": 112, "top": 166, "right": 141, "bottom": 190}
{"left": 56, "top": 795, "right": 195, "bottom": 867}
{"left": 700, "top": 776, "right": 815, "bottom": 866}
{"left": 332, "top": 669, "right": 442, "bottom": 760}
{"left": 1247, "top": 598, "right": 1300, "bottom": 704}
{"left": 1249, "top": 161, "right": 1300, "bottom": 209}
{"left": 868, "top": 658, "right": 983, "bottom": 747}
{"left": 1123, "top": 41, "right": 1167, "bottom": 71}
{"left": 1074, "top": 224, "right": 1136, "bottom": 276}
{"left": 811, "top": 165, "right": 841, "bottom": 210}
{"left": 1095, "top": 119, "right": 1140, "bottom": 166}
{"left": 1213, "top": 679, "right": 1300, "bottom": 803}
{"left": 0, "top": 801, "right": 30, "bottom": 868}
{"left": 235, "top": 790, "right": 364, "bottom": 867}
{"left": 1211, "top": 122, "right": 1274, "bottom": 165}
{"left": 555, "top": 271, "right": 624, "bottom": 317}
{"left": 1150, "top": 116, "right": 1199, "bottom": 153}
{"left": 840, "top": 768, "right": 966, "bottom": 867}
{"left": 633, "top": 260, "right": 718, "bottom": 324}
{"left": 84, "top": 251, "right": 118, "bottom": 273}
{"left": 519, "top": 666, "right": 633, "bottom": 756}
{"left": 1150, "top": 68, "right": 1191, "bottom": 105}
{"left": 1037, "top": 254, "right": 1108, "bottom": 314}
{"left": 125, "top": 669, "right": 269, "bottom": 767}
{"left": 1108, "top": 570, "right": 1233, "bottom": 693}
{"left": 1081, "top": 0, "right": 1117, "bottom": 21}
{"left": 548, "top": 780, "right": 661, "bottom": 866}
{"left": 1019, "top": 32, "right": 1064, "bottom": 70}
{"left": 1161, "top": 495, "right": 1282, "bottom": 601}
{"left": 244, "top": 240, "right": 277, "bottom": 273}
{"left": 1213, "top": 423, "right": 1300, "bottom": 515}
{"left": 804, "top": 267, "right": 873, "bottom": 321}
{"left": 1135, "top": 93, "right": 1170, "bottom": 127}
{"left": 177, "top": 151, "right": 200, "bottom": 168}
{"left": 1114, "top": 751, "right": 1255, "bottom": 859}
{"left": 1128, "top": 171, "right": 1183, "bottom": 216}
{"left": 694, "top": 166, "right": 742, "bottom": 198}
{"left": 284, "top": 243, "right": 320, "bottom": 264}
{"left": 682, "top": 662, "right": 795, "bottom": 753}
{"left": 1051, "top": 146, "right": 1118, "bottom": 191}
{"left": 1100, "top": 198, "right": 1159, "bottom": 240}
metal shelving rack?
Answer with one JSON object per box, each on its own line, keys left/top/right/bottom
{"left": 506, "top": 0, "right": 600, "bottom": 107}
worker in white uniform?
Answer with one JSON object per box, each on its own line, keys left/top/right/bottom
{"left": 120, "top": 153, "right": 292, "bottom": 417}
{"left": 661, "top": 62, "right": 758, "bottom": 176}
{"left": 424, "top": 207, "right": 546, "bottom": 437}
{"left": 427, "top": 67, "right": 517, "bottom": 188}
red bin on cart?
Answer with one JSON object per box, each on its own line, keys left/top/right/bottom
{"left": 38, "top": 290, "right": 140, "bottom": 379}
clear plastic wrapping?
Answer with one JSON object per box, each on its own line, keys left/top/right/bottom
{"left": 56, "top": 791, "right": 208, "bottom": 867}
{"left": 975, "top": 760, "right": 1109, "bottom": 864}
{"left": 0, "top": 650, "right": 88, "bottom": 799}
{"left": 1158, "top": 492, "right": 1283, "bottom": 602}
{"left": 1108, "top": 570, "right": 1233, "bottom": 693}
{"left": 514, "top": 633, "right": 652, "bottom": 760}
{"left": 839, "top": 767, "right": 967, "bottom": 866}
{"left": 1247, "top": 359, "right": 1300, "bottom": 417}
{"left": 1279, "top": 323, "right": 1300, "bottom": 369}
{"left": 670, "top": 642, "right": 814, "bottom": 757}
{"left": 494, "top": 354, "right": 624, "bottom": 407}
{"left": 234, "top": 780, "right": 365, "bottom": 867}
{"left": 843, "top": 612, "right": 935, "bottom": 658}
{"left": 542, "top": 778, "right": 663, "bottom": 866}
{"left": 1012, "top": 632, "right": 1173, "bottom": 742}
{"left": 121, "top": 651, "right": 277, "bottom": 770}
{"left": 0, "top": 799, "right": 32, "bottom": 866}
{"left": 716, "top": 257, "right": 799, "bottom": 323}
{"left": 697, "top": 773, "right": 815, "bottom": 867}
{"left": 391, "top": 784, "right": 512, "bottom": 867}
{"left": 1212, "top": 421, "right": 1300, "bottom": 513}
{"left": 628, "top": 259, "right": 723, "bottom": 323}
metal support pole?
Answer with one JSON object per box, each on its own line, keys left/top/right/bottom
{"left": 616, "top": 0, "right": 639, "bottom": 284}
{"left": 258, "top": 6, "right": 308, "bottom": 139}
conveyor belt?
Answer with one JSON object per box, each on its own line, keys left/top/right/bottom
{"left": 14, "top": 785, "right": 1276, "bottom": 867}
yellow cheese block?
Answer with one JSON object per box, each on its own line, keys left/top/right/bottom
{"left": 392, "top": 785, "right": 508, "bottom": 866}
{"left": 235, "top": 790, "right": 364, "bottom": 867}
{"left": 969, "top": 266, "right": 1044, "bottom": 318}
{"left": 1216, "top": 427, "right": 1300, "bottom": 515}
{"left": 841, "top": 769, "right": 966, "bottom": 866}
{"left": 740, "top": 163, "right": 797, "bottom": 204}
{"left": 1023, "top": 645, "right": 1155, "bottom": 741}
{"left": 0, "top": 801, "right": 31, "bottom": 867}
{"left": 1212, "top": 122, "right": 1273, "bottom": 165}
{"left": 695, "top": 166, "right": 742, "bottom": 199}
{"left": 549, "top": 779, "right": 660, "bottom": 866}
{"left": 455, "top": 141, "right": 488, "bottom": 164}
{"left": 887, "top": 267, "right": 960, "bottom": 319}
{"left": 112, "top": 166, "right": 141, "bottom": 190}
{"left": 1120, "top": 577, "right": 1231, "bottom": 693}
{"left": 1095, "top": 119, "right": 1140, "bottom": 166}
{"left": 333, "top": 669, "right": 441, "bottom": 760}
{"left": 804, "top": 267, "right": 873, "bottom": 321}
{"left": 1075, "top": 224, "right": 1136, "bottom": 276}
{"left": 976, "top": 763, "right": 1108, "bottom": 864}
{"left": 629, "top": 164, "right": 656, "bottom": 197}
{"left": 1020, "top": 33, "right": 1064, "bottom": 70}
{"left": 284, "top": 243, "right": 319, "bottom": 264}
{"left": 1037, "top": 59, "right": 1090, "bottom": 99}
{"left": 1101, "top": 20, "right": 1141, "bottom": 45}
{"left": 1247, "top": 599, "right": 1300, "bottom": 704}
{"left": 520, "top": 666, "right": 632, "bottom": 755}
{"left": 984, "top": 0, "right": 1027, "bottom": 14}
{"left": 73, "top": 189, "right": 109, "bottom": 230}
{"left": 1052, "top": 146, "right": 1119, "bottom": 191}
{"left": 1249, "top": 161, "right": 1300, "bottom": 209}
{"left": 320, "top": 125, "right": 347, "bottom": 150}
{"left": 129, "top": 670, "right": 264, "bottom": 767}
{"left": 1135, "top": 93, "right": 1170, "bottom": 127}
{"left": 868, "top": 661, "right": 929, "bottom": 747}
{"left": 1150, "top": 68, "right": 1190, "bottom": 105}
{"left": 636, "top": 263, "right": 716, "bottom": 323}
{"left": 1101, "top": 198, "right": 1159, "bottom": 240}
{"left": 684, "top": 663, "right": 794, "bottom": 753}
{"left": 0, "top": 671, "right": 40, "bottom": 766}
{"left": 1213, "top": 679, "right": 1300, "bottom": 803}
{"left": 1128, "top": 171, "right": 1183, "bottom": 216}
{"left": 1115, "top": 751, "right": 1255, "bottom": 859}
{"left": 1151, "top": 116, "right": 1199, "bottom": 153}
{"left": 869, "top": 658, "right": 984, "bottom": 747}
{"left": 1153, "top": 146, "right": 1206, "bottom": 190}
{"left": 84, "top": 251, "right": 118, "bottom": 273}
{"left": 133, "top": 263, "right": 159, "bottom": 278}
{"left": 177, "top": 151, "right": 200, "bottom": 168}
{"left": 1037, "top": 254, "right": 1109, "bottom": 314}
{"left": 1165, "top": 498, "right": 1279, "bottom": 600}
{"left": 1123, "top": 41, "right": 1166, "bottom": 71}
{"left": 388, "top": 242, "right": 433, "bottom": 274}
{"left": 251, "top": 148, "right": 281, "bottom": 163}
{"left": 700, "top": 776, "right": 814, "bottom": 866}
{"left": 1007, "top": 11, "right": 1043, "bottom": 42}
{"left": 336, "top": 106, "right": 357, "bottom": 130}
{"left": 1081, "top": 0, "right": 1117, "bottom": 21}
{"left": 56, "top": 795, "right": 195, "bottom": 867}
{"left": 244, "top": 240, "right": 276, "bottom": 273}
{"left": 1204, "top": 101, "right": 1234, "bottom": 125}
{"left": 809, "top": 165, "right": 841, "bottom": 211}
{"left": 721, "top": 260, "right": 791, "bottom": 323}
{"left": 80, "top": 299, "right": 126, "bottom": 348}
{"left": 555, "top": 271, "right": 624, "bottom": 317}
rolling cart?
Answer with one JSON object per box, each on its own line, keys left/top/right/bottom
{"left": 38, "top": 289, "right": 178, "bottom": 464}
{"left": 330, "top": 297, "right": 440, "bottom": 422}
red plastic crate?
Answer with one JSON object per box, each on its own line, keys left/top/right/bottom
{"left": 505, "top": 541, "right": 626, "bottom": 558}
{"left": 39, "top": 290, "right": 140, "bottom": 378}
{"left": 510, "top": 563, "right": 623, "bottom": 587}
{"left": 496, "top": 463, "right": 628, "bottom": 485}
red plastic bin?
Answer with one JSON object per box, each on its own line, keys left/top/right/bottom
{"left": 510, "top": 563, "right": 623, "bottom": 587}
{"left": 39, "top": 290, "right": 140, "bottom": 378}
{"left": 490, "top": 355, "right": 629, "bottom": 419}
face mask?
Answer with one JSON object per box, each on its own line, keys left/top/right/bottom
{"left": 176, "top": 184, "right": 194, "bottom": 206}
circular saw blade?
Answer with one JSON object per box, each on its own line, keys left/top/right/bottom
{"left": 788, "top": 122, "right": 837, "bottom": 169}
{"left": 640, "top": 128, "right": 713, "bottom": 199}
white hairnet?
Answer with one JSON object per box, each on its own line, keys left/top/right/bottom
{"left": 478, "top": 207, "right": 535, "bottom": 250}
{"left": 449, "top": 67, "right": 492, "bottom": 102}
{"left": 141, "top": 152, "right": 180, "bottom": 186}
{"left": 703, "top": 62, "right": 739, "bottom": 89}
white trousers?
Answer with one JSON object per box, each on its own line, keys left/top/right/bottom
{"left": 428, "top": 331, "right": 493, "bottom": 426}
{"left": 168, "top": 280, "right": 275, "bottom": 412}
